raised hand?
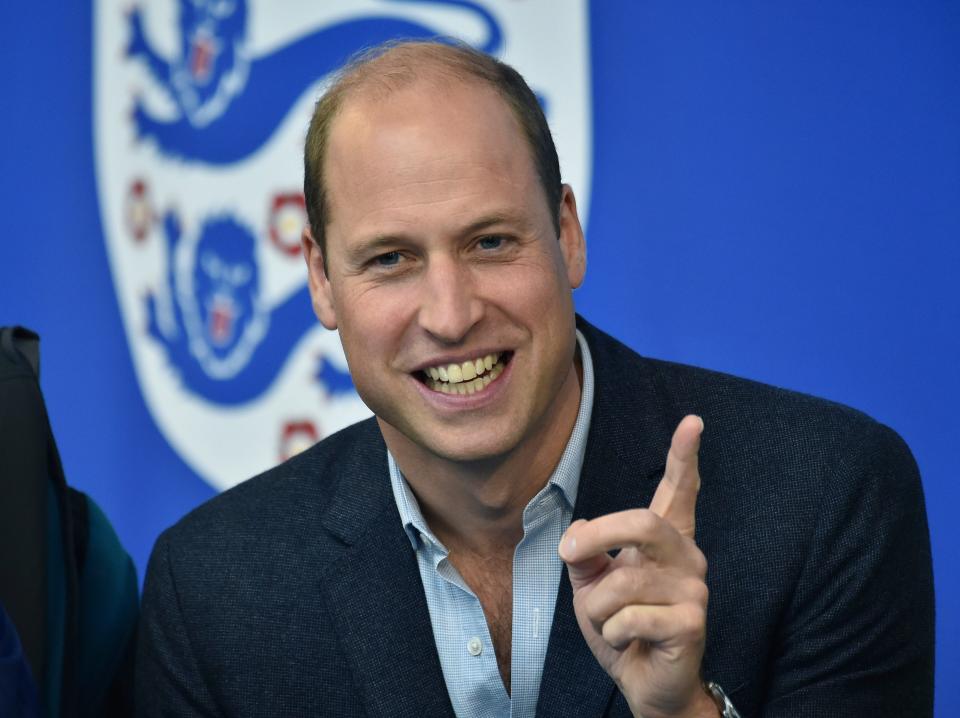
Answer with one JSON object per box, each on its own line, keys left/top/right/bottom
{"left": 559, "top": 415, "right": 716, "bottom": 718}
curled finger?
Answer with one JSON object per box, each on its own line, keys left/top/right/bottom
{"left": 601, "top": 602, "right": 706, "bottom": 652}
{"left": 583, "top": 567, "right": 709, "bottom": 636}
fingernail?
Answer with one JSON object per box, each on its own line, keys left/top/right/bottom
{"left": 560, "top": 535, "right": 576, "bottom": 559}
{"left": 697, "top": 415, "right": 705, "bottom": 433}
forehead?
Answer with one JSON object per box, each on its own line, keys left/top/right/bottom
{"left": 323, "top": 78, "right": 544, "bottom": 236}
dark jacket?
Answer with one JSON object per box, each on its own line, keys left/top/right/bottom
{"left": 0, "top": 602, "right": 40, "bottom": 718}
{"left": 136, "top": 319, "right": 934, "bottom": 716}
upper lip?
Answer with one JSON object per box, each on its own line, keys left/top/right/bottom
{"left": 410, "top": 349, "right": 511, "bottom": 373}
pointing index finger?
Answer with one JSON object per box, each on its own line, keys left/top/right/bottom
{"left": 648, "top": 415, "right": 703, "bottom": 539}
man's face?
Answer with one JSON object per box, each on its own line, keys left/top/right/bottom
{"left": 304, "top": 78, "right": 586, "bottom": 465}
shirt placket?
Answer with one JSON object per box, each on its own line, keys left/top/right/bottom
{"left": 424, "top": 538, "right": 511, "bottom": 718}
{"left": 509, "top": 489, "right": 566, "bottom": 717}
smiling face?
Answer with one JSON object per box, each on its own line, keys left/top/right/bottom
{"left": 304, "top": 78, "right": 586, "bottom": 467}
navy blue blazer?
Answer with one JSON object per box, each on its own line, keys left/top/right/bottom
{"left": 136, "top": 319, "right": 934, "bottom": 717}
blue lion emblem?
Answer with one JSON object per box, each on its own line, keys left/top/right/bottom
{"left": 127, "top": 0, "right": 503, "bottom": 164}
{"left": 145, "top": 211, "right": 352, "bottom": 404}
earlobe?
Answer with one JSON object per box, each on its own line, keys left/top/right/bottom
{"left": 557, "top": 184, "right": 587, "bottom": 289}
{"left": 302, "top": 227, "right": 339, "bottom": 330}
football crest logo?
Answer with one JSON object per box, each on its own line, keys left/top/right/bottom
{"left": 94, "top": 0, "right": 592, "bottom": 490}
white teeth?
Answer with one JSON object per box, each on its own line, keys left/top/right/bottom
{"left": 422, "top": 352, "right": 506, "bottom": 395}
{"left": 424, "top": 353, "right": 501, "bottom": 385}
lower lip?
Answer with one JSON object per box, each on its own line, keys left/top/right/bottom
{"left": 412, "top": 358, "right": 513, "bottom": 411}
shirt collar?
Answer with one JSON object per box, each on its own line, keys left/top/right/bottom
{"left": 388, "top": 329, "right": 595, "bottom": 551}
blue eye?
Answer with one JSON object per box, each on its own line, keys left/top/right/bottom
{"left": 375, "top": 251, "right": 401, "bottom": 267}
{"left": 478, "top": 236, "right": 504, "bottom": 250}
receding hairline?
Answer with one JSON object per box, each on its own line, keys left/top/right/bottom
{"left": 310, "top": 42, "right": 536, "bottom": 169}
{"left": 304, "top": 40, "right": 563, "bottom": 261}
{"left": 330, "top": 41, "right": 507, "bottom": 104}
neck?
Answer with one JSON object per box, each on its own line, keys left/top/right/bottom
{"left": 383, "top": 356, "right": 583, "bottom": 555}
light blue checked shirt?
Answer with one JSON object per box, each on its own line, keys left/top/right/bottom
{"left": 388, "top": 330, "right": 594, "bottom": 718}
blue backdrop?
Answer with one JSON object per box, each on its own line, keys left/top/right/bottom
{"left": 1, "top": 1, "right": 957, "bottom": 713}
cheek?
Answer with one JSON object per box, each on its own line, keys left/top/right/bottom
{"left": 483, "top": 259, "right": 572, "bottom": 312}
{"left": 333, "top": 284, "right": 411, "bottom": 356}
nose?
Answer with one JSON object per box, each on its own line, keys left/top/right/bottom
{"left": 416, "top": 256, "right": 483, "bottom": 344}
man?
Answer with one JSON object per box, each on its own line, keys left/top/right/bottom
{"left": 136, "top": 41, "right": 934, "bottom": 717}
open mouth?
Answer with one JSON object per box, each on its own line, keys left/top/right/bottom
{"left": 417, "top": 352, "right": 512, "bottom": 395}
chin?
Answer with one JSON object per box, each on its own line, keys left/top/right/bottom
{"left": 397, "top": 425, "right": 521, "bottom": 466}
{"left": 431, "top": 437, "right": 515, "bottom": 465}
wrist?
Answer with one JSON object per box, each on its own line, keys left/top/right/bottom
{"left": 702, "top": 682, "right": 741, "bottom": 718}
{"left": 684, "top": 684, "right": 722, "bottom": 718}
{"left": 628, "top": 683, "right": 719, "bottom": 718}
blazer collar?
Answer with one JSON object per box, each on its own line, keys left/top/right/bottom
{"left": 537, "top": 317, "right": 682, "bottom": 717}
{"left": 317, "top": 419, "right": 455, "bottom": 717}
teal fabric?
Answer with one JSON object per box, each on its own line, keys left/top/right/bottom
{"left": 76, "top": 497, "right": 138, "bottom": 717}
{"left": 44, "top": 491, "right": 138, "bottom": 718}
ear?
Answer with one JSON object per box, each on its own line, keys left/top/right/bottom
{"left": 557, "top": 184, "right": 587, "bottom": 289}
{"left": 302, "top": 226, "right": 338, "bottom": 330}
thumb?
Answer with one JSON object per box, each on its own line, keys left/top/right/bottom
{"left": 559, "top": 519, "right": 611, "bottom": 590}
{"left": 648, "top": 415, "right": 703, "bottom": 539}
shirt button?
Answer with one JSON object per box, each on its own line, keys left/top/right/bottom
{"left": 467, "top": 636, "right": 483, "bottom": 656}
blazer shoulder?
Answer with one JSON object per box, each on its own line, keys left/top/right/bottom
{"left": 578, "top": 315, "right": 918, "bottom": 503}
{"left": 582, "top": 315, "right": 888, "bottom": 447}
{"left": 648, "top": 354, "right": 901, "bottom": 454}
{"left": 158, "top": 417, "right": 385, "bottom": 554}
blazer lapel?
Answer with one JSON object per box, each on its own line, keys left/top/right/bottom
{"left": 537, "top": 320, "right": 681, "bottom": 717}
{"left": 317, "top": 421, "right": 455, "bottom": 718}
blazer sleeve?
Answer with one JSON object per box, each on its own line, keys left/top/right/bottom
{"left": 761, "top": 421, "right": 934, "bottom": 716}
{"left": 136, "top": 530, "right": 222, "bottom": 718}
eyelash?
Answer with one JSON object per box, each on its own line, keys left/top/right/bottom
{"left": 373, "top": 251, "right": 402, "bottom": 267}
{"left": 365, "top": 236, "right": 511, "bottom": 273}
{"left": 476, "top": 235, "right": 507, "bottom": 251}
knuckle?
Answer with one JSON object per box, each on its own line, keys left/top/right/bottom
{"left": 579, "top": 590, "right": 600, "bottom": 619}
{"left": 576, "top": 594, "right": 609, "bottom": 636}
{"left": 647, "top": 607, "right": 668, "bottom": 636}
{"left": 605, "top": 567, "right": 630, "bottom": 595}
{"left": 629, "top": 509, "right": 658, "bottom": 536}
{"left": 609, "top": 566, "right": 643, "bottom": 595}
{"left": 688, "top": 578, "right": 709, "bottom": 607}
{"left": 626, "top": 605, "right": 649, "bottom": 631}
{"left": 589, "top": 614, "right": 607, "bottom": 637}
{"left": 601, "top": 610, "right": 631, "bottom": 647}
{"left": 679, "top": 603, "right": 707, "bottom": 641}
{"left": 600, "top": 617, "right": 621, "bottom": 646}
{"left": 689, "top": 545, "right": 708, "bottom": 578}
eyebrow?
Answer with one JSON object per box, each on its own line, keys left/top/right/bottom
{"left": 343, "top": 235, "right": 406, "bottom": 267}
{"left": 461, "top": 212, "right": 533, "bottom": 235}
{"left": 343, "top": 212, "right": 534, "bottom": 266}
